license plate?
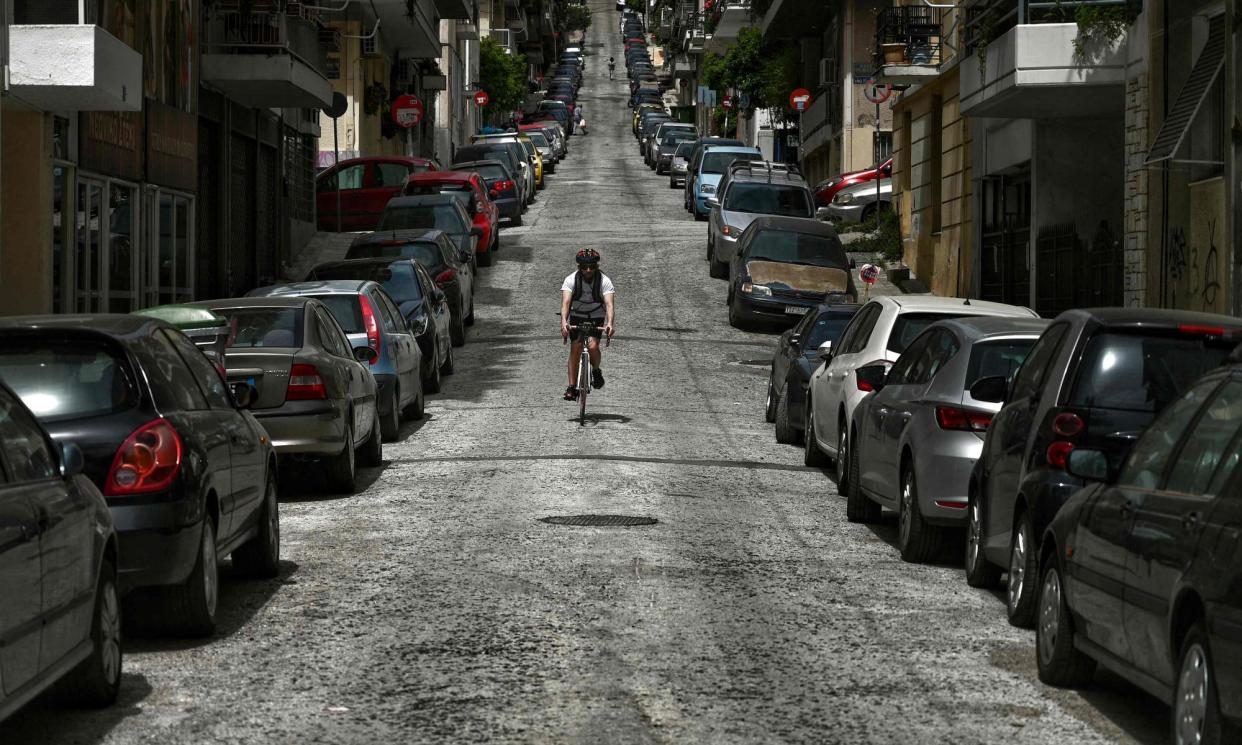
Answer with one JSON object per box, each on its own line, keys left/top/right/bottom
{"left": 785, "top": 306, "right": 809, "bottom": 315}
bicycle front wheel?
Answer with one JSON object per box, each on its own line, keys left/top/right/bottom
{"left": 579, "top": 350, "right": 590, "bottom": 425}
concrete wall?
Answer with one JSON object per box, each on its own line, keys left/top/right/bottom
{"left": 0, "top": 109, "right": 53, "bottom": 315}
{"left": 1033, "top": 117, "right": 1124, "bottom": 245}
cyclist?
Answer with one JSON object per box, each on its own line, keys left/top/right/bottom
{"left": 560, "top": 249, "right": 615, "bottom": 401}
{"left": 608, "top": 57, "right": 616, "bottom": 79}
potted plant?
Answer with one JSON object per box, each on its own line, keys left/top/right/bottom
{"left": 881, "top": 42, "right": 906, "bottom": 64}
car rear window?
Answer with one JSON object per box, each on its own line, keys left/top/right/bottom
{"left": 725, "top": 183, "right": 813, "bottom": 217}
{"left": 310, "top": 295, "right": 365, "bottom": 334}
{"left": 966, "top": 339, "right": 1037, "bottom": 387}
{"left": 0, "top": 338, "right": 139, "bottom": 420}
{"left": 211, "top": 307, "right": 305, "bottom": 348}
{"left": 804, "top": 312, "right": 857, "bottom": 350}
{"left": 887, "top": 313, "right": 963, "bottom": 354}
{"left": 311, "top": 263, "right": 423, "bottom": 304}
{"left": 663, "top": 132, "right": 695, "bottom": 146}
{"left": 702, "top": 151, "right": 758, "bottom": 174}
{"left": 377, "top": 205, "right": 465, "bottom": 233}
{"left": 1068, "top": 331, "right": 1234, "bottom": 413}
{"left": 675, "top": 142, "right": 693, "bottom": 157}
{"left": 349, "top": 240, "right": 445, "bottom": 271}
{"left": 455, "top": 163, "right": 507, "bottom": 182}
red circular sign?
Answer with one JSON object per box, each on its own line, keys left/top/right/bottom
{"left": 474, "top": 90, "right": 490, "bottom": 106}
{"left": 391, "top": 94, "right": 423, "bottom": 128}
{"left": 789, "top": 87, "right": 812, "bottom": 112}
{"left": 721, "top": 95, "right": 733, "bottom": 110}
{"left": 859, "top": 263, "right": 881, "bottom": 285}
{"left": 863, "top": 83, "right": 893, "bottom": 104}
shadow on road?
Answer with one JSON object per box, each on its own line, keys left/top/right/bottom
{"left": 0, "top": 672, "right": 153, "bottom": 744}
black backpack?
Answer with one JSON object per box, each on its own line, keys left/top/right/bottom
{"left": 571, "top": 270, "right": 604, "bottom": 315}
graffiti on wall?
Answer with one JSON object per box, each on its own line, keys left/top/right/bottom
{"left": 1165, "top": 219, "right": 1223, "bottom": 313}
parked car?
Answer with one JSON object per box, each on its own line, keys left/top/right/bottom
{"left": 813, "top": 157, "right": 891, "bottom": 207}
{"left": 246, "top": 280, "right": 423, "bottom": 443}
{"left": 0, "top": 380, "right": 121, "bottom": 721}
{"left": 669, "top": 141, "right": 694, "bottom": 189}
{"left": 682, "top": 137, "right": 744, "bottom": 210}
{"left": 768, "top": 303, "right": 862, "bottom": 444}
{"left": 965, "top": 308, "right": 1240, "bottom": 628}
{"left": 1037, "top": 363, "right": 1242, "bottom": 744}
{"left": 708, "top": 161, "right": 816, "bottom": 278}
{"left": 473, "top": 133, "right": 543, "bottom": 191}
{"left": 824, "top": 178, "right": 893, "bottom": 224}
{"left": 691, "top": 145, "right": 761, "bottom": 219}
{"left": 403, "top": 171, "right": 501, "bottom": 266}
{"left": 451, "top": 159, "right": 523, "bottom": 226}
{"left": 452, "top": 144, "right": 530, "bottom": 206}
{"left": 369, "top": 195, "right": 482, "bottom": 284}
{"left": 726, "top": 216, "right": 857, "bottom": 328}
{"left": 647, "top": 122, "right": 695, "bottom": 168}
{"left": 803, "top": 296, "right": 1039, "bottom": 488}
{"left": 655, "top": 129, "right": 698, "bottom": 174}
{"left": 346, "top": 228, "right": 475, "bottom": 347}
{"left": 0, "top": 315, "right": 280, "bottom": 637}
{"left": 306, "top": 258, "right": 454, "bottom": 394}
{"left": 188, "top": 297, "right": 381, "bottom": 495}
{"left": 844, "top": 317, "right": 1049, "bottom": 564}
{"left": 316, "top": 156, "right": 439, "bottom": 232}
{"left": 517, "top": 128, "right": 557, "bottom": 171}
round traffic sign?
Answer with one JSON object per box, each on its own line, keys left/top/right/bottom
{"left": 474, "top": 90, "right": 490, "bottom": 107}
{"left": 789, "top": 87, "right": 812, "bottom": 112}
{"left": 391, "top": 94, "right": 423, "bottom": 128}
{"left": 863, "top": 83, "right": 893, "bottom": 104}
{"left": 859, "top": 263, "right": 881, "bottom": 285}
{"left": 721, "top": 95, "right": 733, "bottom": 110}
{"left": 324, "top": 91, "right": 348, "bottom": 119}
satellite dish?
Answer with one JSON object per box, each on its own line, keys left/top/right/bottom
{"left": 324, "top": 92, "right": 348, "bottom": 119}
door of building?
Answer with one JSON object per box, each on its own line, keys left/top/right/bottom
{"left": 978, "top": 168, "right": 1031, "bottom": 307}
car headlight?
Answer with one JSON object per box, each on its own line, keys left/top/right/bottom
{"left": 700, "top": 184, "right": 716, "bottom": 194}
{"left": 741, "top": 282, "right": 771, "bottom": 296}
{"left": 674, "top": 162, "right": 686, "bottom": 171}
{"left": 721, "top": 224, "right": 741, "bottom": 238}
{"left": 835, "top": 193, "right": 854, "bottom": 205}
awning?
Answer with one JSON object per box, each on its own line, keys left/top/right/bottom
{"left": 1146, "top": 16, "right": 1225, "bottom": 165}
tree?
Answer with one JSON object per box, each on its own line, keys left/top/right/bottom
{"left": 478, "top": 37, "right": 528, "bottom": 119}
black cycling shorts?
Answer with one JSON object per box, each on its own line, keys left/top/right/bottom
{"left": 569, "top": 315, "right": 604, "bottom": 341}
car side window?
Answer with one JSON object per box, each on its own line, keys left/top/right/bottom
{"left": 843, "top": 305, "right": 881, "bottom": 355}
{"left": 378, "top": 291, "right": 407, "bottom": 331}
{"left": 906, "top": 330, "right": 960, "bottom": 385}
{"left": 0, "top": 392, "right": 57, "bottom": 482}
{"left": 1118, "top": 379, "right": 1220, "bottom": 490}
{"left": 371, "top": 290, "right": 400, "bottom": 333}
{"left": 317, "top": 309, "right": 352, "bottom": 358}
{"left": 1165, "top": 380, "right": 1242, "bottom": 495}
{"left": 885, "top": 330, "right": 933, "bottom": 386}
{"left": 328, "top": 164, "right": 366, "bottom": 191}
{"left": 374, "top": 163, "right": 411, "bottom": 188}
{"left": 144, "top": 333, "right": 209, "bottom": 411}
{"left": 1009, "top": 322, "right": 1068, "bottom": 401}
{"left": 160, "top": 330, "right": 234, "bottom": 410}
{"left": 834, "top": 304, "right": 872, "bottom": 355}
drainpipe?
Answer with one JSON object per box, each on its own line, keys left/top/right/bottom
{"left": 1231, "top": 0, "right": 1241, "bottom": 315}
{"left": 1159, "top": 0, "right": 1169, "bottom": 307}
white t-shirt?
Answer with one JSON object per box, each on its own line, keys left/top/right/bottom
{"left": 561, "top": 271, "right": 614, "bottom": 319}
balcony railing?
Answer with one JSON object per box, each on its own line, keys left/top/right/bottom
{"left": 874, "top": 5, "right": 943, "bottom": 70}
{"left": 963, "top": 0, "right": 1130, "bottom": 56}
{"left": 203, "top": 8, "right": 328, "bottom": 77}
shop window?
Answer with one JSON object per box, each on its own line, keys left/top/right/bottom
{"left": 52, "top": 165, "right": 70, "bottom": 314}
{"left": 108, "top": 183, "right": 137, "bottom": 312}
{"left": 76, "top": 180, "right": 105, "bottom": 312}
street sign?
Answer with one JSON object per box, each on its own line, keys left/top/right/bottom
{"left": 390, "top": 94, "right": 423, "bottom": 128}
{"left": 859, "top": 263, "right": 880, "bottom": 285}
{"left": 473, "top": 90, "right": 490, "bottom": 107}
{"left": 789, "top": 87, "right": 811, "bottom": 112}
{"left": 721, "top": 95, "right": 733, "bottom": 110}
{"left": 323, "top": 92, "right": 348, "bottom": 119}
{"left": 863, "top": 83, "right": 893, "bottom": 104}
{"left": 738, "top": 93, "right": 750, "bottom": 109}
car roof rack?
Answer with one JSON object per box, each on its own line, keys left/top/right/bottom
{"left": 726, "top": 159, "right": 803, "bottom": 183}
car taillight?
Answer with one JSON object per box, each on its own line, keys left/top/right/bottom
{"left": 287, "top": 363, "right": 327, "bottom": 400}
{"left": 105, "top": 419, "right": 183, "bottom": 496}
{"left": 856, "top": 361, "right": 888, "bottom": 392}
{"left": 1046, "top": 408, "right": 1085, "bottom": 469}
{"left": 434, "top": 268, "right": 457, "bottom": 285}
{"left": 358, "top": 295, "right": 381, "bottom": 364}
{"left": 935, "top": 406, "right": 993, "bottom": 432}
{"left": 1047, "top": 440, "right": 1075, "bottom": 469}
{"left": 1177, "top": 323, "right": 1231, "bottom": 337}
{"left": 494, "top": 179, "right": 514, "bottom": 191}
{"left": 1052, "top": 412, "right": 1084, "bottom": 437}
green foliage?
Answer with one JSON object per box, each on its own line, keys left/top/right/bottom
{"left": 845, "top": 208, "right": 903, "bottom": 263}
{"left": 699, "top": 27, "right": 801, "bottom": 111}
{"left": 698, "top": 52, "right": 727, "bottom": 93}
{"left": 478, "top": 37, "right": 528, "bottom": 117}
{"left": 625, "top": 0, "right": 643, "bottom": 9}
{"left": 555, "top": 1, "right": 592, "bottom": 34}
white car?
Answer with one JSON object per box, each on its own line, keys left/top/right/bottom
{"left": 803, "top": 295, "right": 1038, "bottom": 489}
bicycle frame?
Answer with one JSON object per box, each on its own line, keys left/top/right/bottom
{"left": 566, "top": 320, "right": 608, "bottom": 426}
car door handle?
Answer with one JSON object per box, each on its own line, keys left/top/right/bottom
{"left": 1120, "top": 500, "right": 1132, "bottom": 517}
{"left": 1182, "top": 512, "right": 1201, "bottom": 530}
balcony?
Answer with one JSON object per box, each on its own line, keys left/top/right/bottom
{"left": 873, "top": 5, "right": 943, "bottom": 85}
{"left": 758, "top": 0, "right": 830, "bottom": 41}
{"left": 704, "top": 1, "right": 751, "bottom": 53}
{"left": 672, "top": 54, "right": 696, "bottom": 79}
{"left": 202, "top": 9, "right": 331, "bottom": 108}
{"left": 960, "top": 0, "right": 1128, "bottom": 118}
{"left": 683, "top": 12, "right": 706, "bottom": 54}
{"left": 7, "top": 24, "right": 143, "bottom": 111}
{"left": 434, "top": 0, "right": 475, "bottom": 20}
{"left": 505, "top": 6, "right": 529, "bottom": 38}
{"left": 369, "top": 0, "right": 442, "bottom": 59}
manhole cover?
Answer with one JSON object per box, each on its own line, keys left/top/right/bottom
{"left": 539, "top": 515, "right": 658, "bottom": 527}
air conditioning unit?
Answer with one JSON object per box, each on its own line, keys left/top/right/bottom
{"left": 361, "top": 35, "right": 381, "bottom": 58}
{"left": 819, "top": 57, "right": 837, "bottom": 88}
{"left": 396, "top": 58, "right": 418, "bottom": 85}
{"left": 318, "top": 27, "right": 341, "bottom": 51}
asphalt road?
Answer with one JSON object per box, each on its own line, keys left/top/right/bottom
{"left": 1, "top": 3, "right": 1171, "bottom": 743}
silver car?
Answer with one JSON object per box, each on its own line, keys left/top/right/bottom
{"left": 669, "top": 141, "right": 693, "bottom": 188}
{"left": 825, "top": 178, "right": 892, "bottom": 223}
{"left": 845, "top": 316, "right": 1050, "bottom": 563}
{"left": 647, "top": 122, "right": 694, "bottom": 168}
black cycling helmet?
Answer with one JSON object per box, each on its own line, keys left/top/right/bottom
{"left": 575, "top": 248, "right": 601, "bottom": 266}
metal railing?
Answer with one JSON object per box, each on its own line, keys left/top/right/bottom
{"left": 203, "top": 8, "right": 328, "bottom": 77}
{"left": 874, "top": 5, "right": 943, "bottom": 68}
{"left": 962, "top": 0, "right": 1131, "bottom": 56}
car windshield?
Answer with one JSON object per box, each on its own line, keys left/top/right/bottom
{"left": 887, "top": 313, "right": 965, "bottom": 354}
{"left": 311, "top": 263, "right": 423, "bottom": 303}
{"left": 309, "top": 295, "right": 364, "bottom": 334}
{"left": 724, "top": 183, "right": 813, "bottom": 217}
{"left": 0, "top": 339, "right": 138, "bottom": 420}
{"left": 966, "top": 339, "right": 1037, "bottom": 388}
{"left": 702, "top": 151, "right": 757, "bottom": 174}
{"left": 746, "top": 230, "right": 846, "bottom": 268}
{"left": 1068, "top": 331, "right": 1234, "bottom": 413}
{"left": 377, "top": 205, "right": 465, "bottom": 233}
{"left": 210, "top": 307, "right": 305, "bottom": 349}
{"left": 804, "top": 312, "right": 856, "bottom": 350}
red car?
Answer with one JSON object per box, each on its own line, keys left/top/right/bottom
{"left": 403, "top": 171, "right": 501, "bottom": 266}
{"left": 813, "top": 157, "right": 892, "bottom": 207}
{"left": 316, "top": 156, "right": 439, "bottom": 231}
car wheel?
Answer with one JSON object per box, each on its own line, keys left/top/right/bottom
{"left": 477, "top": 246, "right": 494, "bottom": 267}
{"left": 727, "top": 294, "right": 747, "bottom": 329}
{"left": 440, "top": 342, "right": 455, "bottom": 376}
{"left": 465, "top": 296, "right": 476, "bottom": 326}
{"left": 450, "top": 306, "right": 466, "bottom": 347}
{"left": 162, "top": 516, "right": 218, "bottom": 638}
{"left": 965, "top": 489, "right": 1003, "bottom": 588}
{"left": 234, "top": 472, "right": 280, "bottom": 578}
{"left": 1172, "top": 622, "right": 1230, "bottom": 745}
{"left": 1035, "top": 559, "right": 1096, "bottom": 687}
{"left": 326, "top": 420, "right": 358, "bottom": 493}
{"left": 834, "top": 423, "right": 850, "bottom": 491}
{"left": 706, "top": 235, "right": 713, "bottom": 262}
{"left": 764, "top": 370, "right": 778, "bottom": 423}
{"left": 898, "top": 464, "right": 943, "bottom": 563}
{"left": 57, "top": 559, "right": 121, "bottom": 706}
{"left": 774, "top": 387, "right": 798, "bottom": 445}
{"left": 1007, "top": 511, "right": 1039, "bottom": 628}
{"left": 360, "top": 400, "right": 385, "bottom": 463}
{"left": 845, "top": 433, "right": 881, "bottom": 523}
{"left": 402, "top": 380, "right": 425, "bottom": 421}
{"left": 669, "top": 179, "right": 677, "bottom": 189}
{"left": 510, "top": 212, "right": 523, "bottom": 227}
{"left": 379, "top": 389, "right": 400, "bottom": 442}
{"left": 424, "top": 350, "right": 443, "bottom": 393}
{"left": 803, "top": 402, "right": 830, "bottom": 467}
{"left": 694, "top": 210, "right": 707, "bottom": 222}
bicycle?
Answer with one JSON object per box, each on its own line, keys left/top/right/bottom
{"left": 563, "top": 318, "right": 610, "bottom": 426}
{"left": 608, "top": 65, "right": 615, "bottom": 80}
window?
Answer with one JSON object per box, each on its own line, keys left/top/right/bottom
{"left": 0, "top": 393, "right": 57, "bottom": 483}
{"left": 374, "top": 163, "right": 412, "bottom": 188}
{"left": 1164, "top": 380, "right": 1242, "bottom": 495}
{"left": 702, "top": 151, "right": 758, "bottom": 174}
{"left": 965, "top": 339, "right": 1038, "bottom": 389}
{"left": 377, "top": 205, "right": 466, "bottom": 234}
{"left": 840, "top": 304, "right": 881, "bottom": 355}
{"left": 143, "top": 333, "right": 209, "bottom": 412}
{"left": 1119, "top": 380, "right": 1220, "bottom": 490}
{"left": 376, "top": 291, "right": 406, "bottom": 331}
{"left": 886, "top": 313, "right": 959, "bottom": 355}
{"left": 724, "top": 184, "right": 813, "bottom": 217}
{"left": 213, "top": 307, "right": 304, "bottom": 348}
{"left": 804, "top": 310, "right": 859, "bottom": 351}
{"left": 0, "top": 338, "right": 139, "bottom": 420}
{"left": 746, "top": 230, "right": 847, "bottom": 268}
{"left": 370, "top": 290, "right": 400, "bottom": 333}
{"left": 315, "top": 309, "right": 352, "bottom": 358}
{"left": 1009, "top": 323, "right": 1068, "bottom": 402}
{"left": 161, "top": 330, "right": 233, "bottom": 410}
{"left": 1068, "top": 332, "right": 1233, "bottom": 413}
{"left": 312, "top": 295, "right": 365, "bottom": 334}
{"left": 323, "top": 164, "right": 366, "bottom": 192}
{"left": 885, "top": 330, "right": 933, "bottom": 386}
{"left": 905, "top": 329, "right": 959, "bottom": 385}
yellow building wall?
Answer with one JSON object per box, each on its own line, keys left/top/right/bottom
{"left": 319, "top": 22, "right": 403, "bottom": 159}
{"left": 0, "top": 110, "right": 53, "bottom": 315}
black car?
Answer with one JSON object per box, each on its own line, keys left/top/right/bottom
{"left": 966, "top": 308, "right": 1241, "bottom": 628}
{"left": 347, "top": 228, "right": 475, "bottom": 348}
{"left": 451, "top": 158, "right": 522, "bottom": 226}
{"left": 1037, "top": 360, "right": 1242, "bottom": 743}
{"left": 0, "top": 381, "right": 121, "bottom": 721}
{"left": 452, "top": 144, "right": 530, "bottom": 205}
{"left": 767, "top": 303, "right": 861, "bottom": 443}
{"left": 307, "top": 258, "right": 455, "bottom": 392}
{"left": 0, "top": 315, "right": 279, "bottom": 637}
{"left": 726, "top": 216, "right": 858, "bottom": 329}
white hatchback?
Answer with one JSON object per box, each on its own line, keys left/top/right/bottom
{"left": 803, "top": 295, "right": 1038, "bottom": 489}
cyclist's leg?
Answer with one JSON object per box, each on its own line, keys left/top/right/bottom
{"left": 586, "top": 335, "right": 602, "bottom": 369}
{"left": 568, "top": 339, "right": 583, "bottom": 386}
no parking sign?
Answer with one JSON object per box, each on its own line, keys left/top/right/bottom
{"left": 859, "top": 263, "right": 880, "bottom": 284}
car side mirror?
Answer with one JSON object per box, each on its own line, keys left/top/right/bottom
{"left": 1067, "top": 448, "right": 1110, "bottom": 482}
{"left": 229, "top": 381, "right": 257, "bottom": 409}
{"left": 814, "top": 340, "right": 833, "bottom": 361}
{"left": 409, "top": 314, "right": 429, "bottom": 335}
{"left": 353, "top": 345, "right": 379, "bottom": 363}
{"left": 788, "top": 333, "right": 802, "bottom": 348}
{"left": 59, "top": 442, "right": 85, "bottom": 478}
{"left": 469, "top": 226, "right": 484, "bottom": 237}
{"left": 969, "top": 375, "right": 1008, "bottom": 404}
{"left": 458, "top": 250, "right": 474, "bottom": 263}
{"left": 816, "top": 206, "right": 832, "bottom": 222}
{"left": 856, "top": 362, "right": 887, "bottom": 392}
{"left": 705, "top": 197, "right": 721, "bottom": 209}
